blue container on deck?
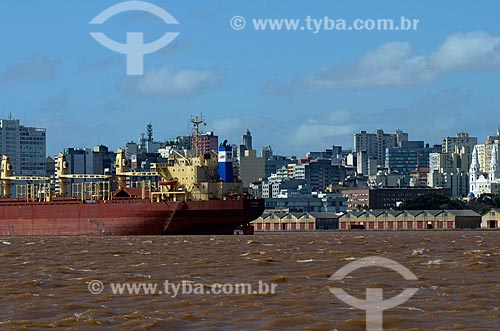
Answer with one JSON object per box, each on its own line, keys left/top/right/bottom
{"left": 218, "top": 145, "right": 234, "bottom": 182}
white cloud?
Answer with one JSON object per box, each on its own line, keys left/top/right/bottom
{"left": 115, "top": 88, "right": 478, "bottom": 158}
{"left": 270, "top": 89, "right": 473, "bottom": 155}
{"left": 379, "top": 88, "right": 471, "bottom": 139}
{"left": 264, "top": 31, "right": 500, "bottom": 94}
{"left": 37, "top": 92, "right": 70, "bottom": 114}
{"left": 288, "top": 109, "right": 357, "bottom": 150}
{"left": 117, "top": 66, "right": 222, "bottom": 96}
{"left": 0, "top": 56, "right": 60, "bottom": 84}
{"left": 430, "top": 31, "right": 500, "bottom": 71}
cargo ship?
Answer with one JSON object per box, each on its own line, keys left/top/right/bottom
{"left": 0, "top": 117, "right": 264, "bottom": 236}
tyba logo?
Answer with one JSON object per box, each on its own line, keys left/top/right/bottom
{"left": 89, "top": 1, "right": 179, "bottom": 75}
{"left": 329, "top": 256, "right": 419, "bottom": 331}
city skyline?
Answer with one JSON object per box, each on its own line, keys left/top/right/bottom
{"left": 2, "top": 1, "right": 500, "bottom": 157}
{"left": 8, "top": 115, "right": 500, "bottom": 160}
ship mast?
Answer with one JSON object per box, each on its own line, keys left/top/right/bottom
{"left": 190, "top": 115, "right": 205, "bottom": 157}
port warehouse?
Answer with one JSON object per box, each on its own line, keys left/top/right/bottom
{"left": 339, "top": 210, "right": 481, "bottom": 230}
{"left": 481, "top": 208, "right": 500, "bottom": 228}
{"left": 252, "top": 212, "right": 340, "bottom": 231}
{"left": 252, "top": 209, "right": 486, "bottom": 231}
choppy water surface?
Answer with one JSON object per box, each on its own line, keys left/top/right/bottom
{"left": 1, "top": 232, "right": 500, "bottom": 330}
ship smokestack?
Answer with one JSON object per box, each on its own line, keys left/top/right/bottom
{"left": 218, "top": 144, "right": 234, "bottom": 183}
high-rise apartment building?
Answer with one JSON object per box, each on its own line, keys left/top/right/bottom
{"left": 426, "top": 132, "right": 476, "bottom": 198}
{"left": 242, "top": 129, "right": 252, "bottom": 150}
{"left": 55, "top": 148, "right": 93, "bottom": 196}
{"left": 441, "top": 132, "right": 477, "bottom": 154}
{"left": 191, "top": 131, "right": 218, "bottom": 156}
{"left": 92, "top": 145, "right": 114, "bottom": 175}
{"left": 261, "top": 145, "right": 273, "bottom": 160}
{"left": 354, "top": 129, "right": 408, "bottom": 172}
{"left": 64, "top": 148, "right": 94, "bottom": 174}
{"left": 239, "top": 149, "right": 265, "bottom": 187}
{"left": 303, "top": 159, "right": 346, "bottom": 192}
{"left": 0, "top": 118, "right": 46, "bottom": 176}
{"left": 385, "top": 141, "right": 440, "bottom": 175}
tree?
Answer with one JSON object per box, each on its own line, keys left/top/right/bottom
{"left": 466, "top": 193, "right": 500, "bottom": 213}
{"left": 397, "top": 193, "right": 451, "bottom": 210}
{"left": 444, "top": 199, "right": 466, "bottom": 210}
{"left": 466, "top": 200, "right": 493, "bottom": 214}
{"left": 396, "top": 192, "right": 500, "bottom": 212}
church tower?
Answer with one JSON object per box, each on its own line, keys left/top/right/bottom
{"left": 489, "top": 145, "right": 499, "bottom": 181}
{"left": 469, "top": 146, "right": 481, "bottom": 194}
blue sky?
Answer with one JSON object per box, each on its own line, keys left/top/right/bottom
{"left": 1, "top": 0, "right": 500, "bottom": 157}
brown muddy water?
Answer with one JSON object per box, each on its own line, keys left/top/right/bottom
{"left": 1, "top": 231, "right": 499, "bottom": 330}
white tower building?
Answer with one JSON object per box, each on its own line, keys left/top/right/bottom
{"left": 469, "top": 144, "right": 500, "bottom": 197}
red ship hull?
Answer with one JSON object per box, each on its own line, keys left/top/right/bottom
{"left": 0, "top": 198, "right": 265, "bottom": 235}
